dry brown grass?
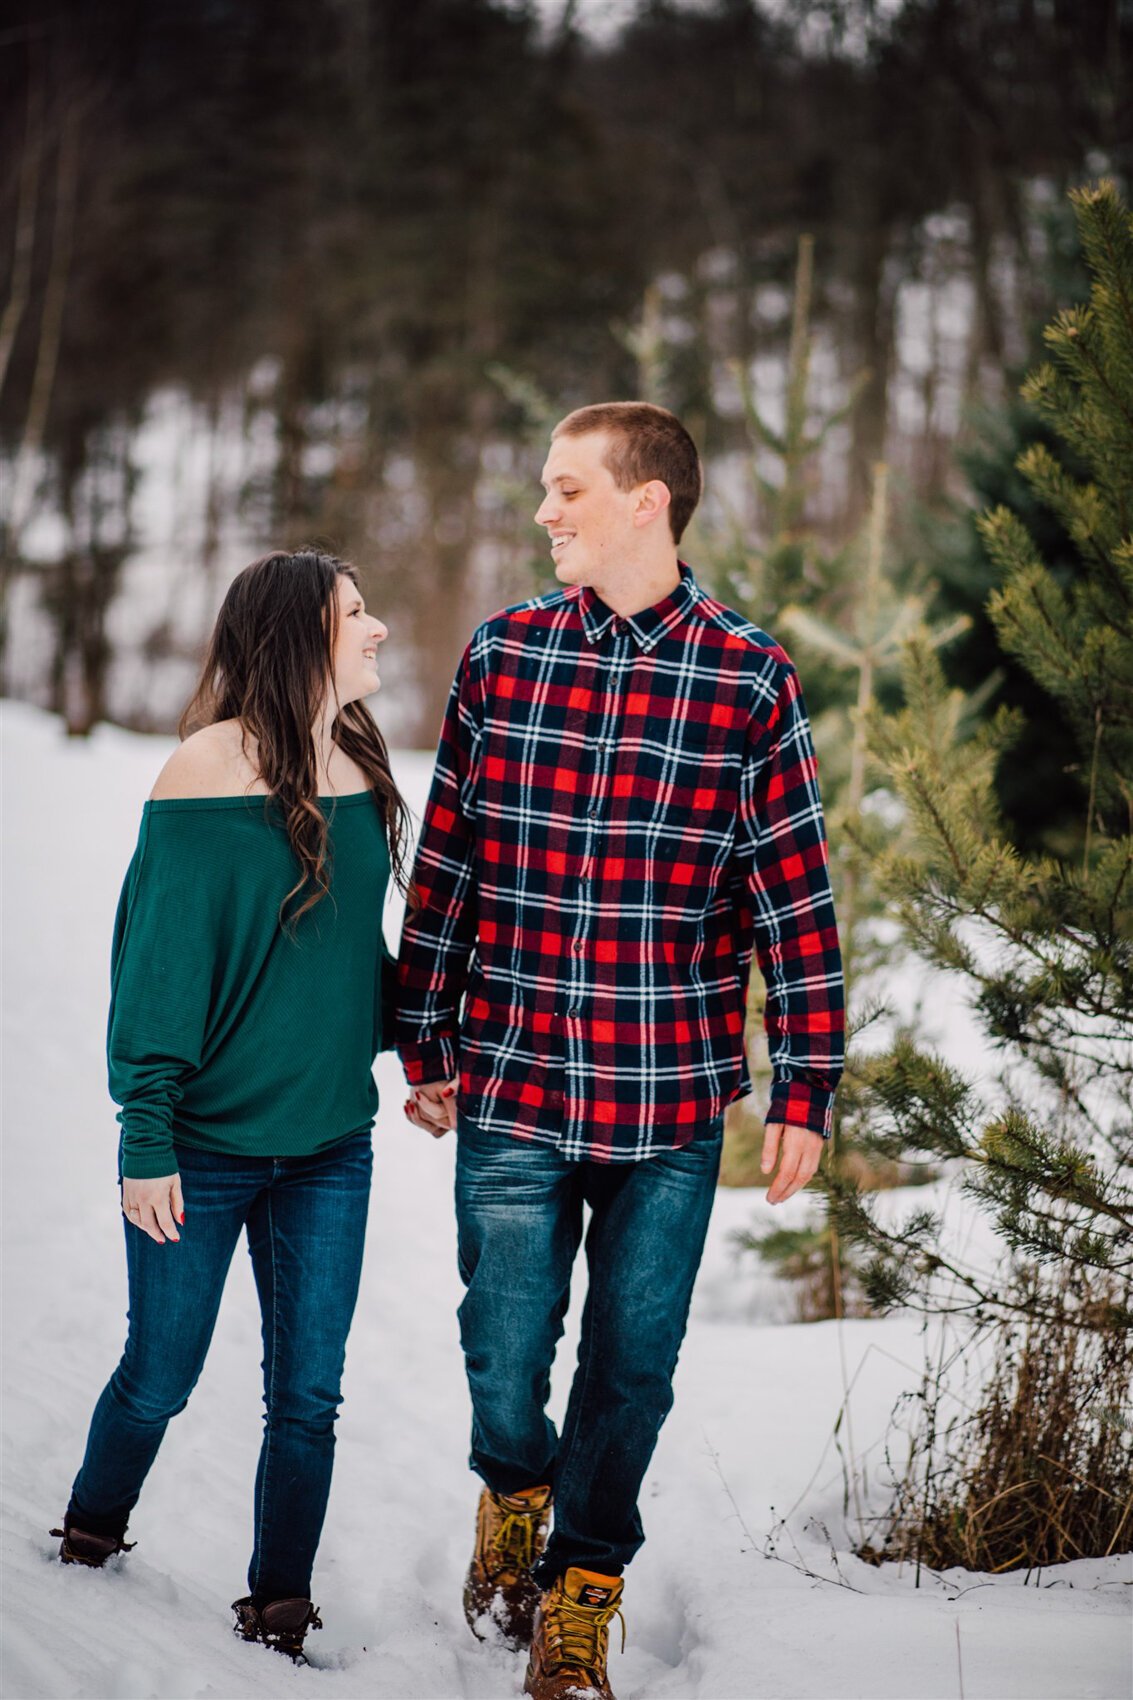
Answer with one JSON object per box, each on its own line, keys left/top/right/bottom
{"left": 859, "top": 1278, "right": 1133, "bottom": 1573}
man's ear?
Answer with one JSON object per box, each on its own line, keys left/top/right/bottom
{"left": 633, "top": 479, "right": 672, "bottom": 529}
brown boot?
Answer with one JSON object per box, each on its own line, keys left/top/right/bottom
{"left": 524, "top": 1566, "right": 625, "bottom": 1700}
{"left": 463, "top": 1483, "right": 552, "bottom": 1647}
{"left": 231, "top": 1595, "right": 322, "bottom": 1664}
{"left": 50, "top": 1517, "right": 135, "bottom": 1568}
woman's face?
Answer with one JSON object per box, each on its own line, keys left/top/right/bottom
{"left": 331, "top": 575, "right": 388, "bottom": 705}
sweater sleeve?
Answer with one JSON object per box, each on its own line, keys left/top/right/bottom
{"left": 735, "top": 660, "right": 845, "bottom": 1138}
{"left": 107, "top": 811, "right": 225, "bottom": 1179}
{"left": 378, "top": 938, "right": 399, "bottom": 1054}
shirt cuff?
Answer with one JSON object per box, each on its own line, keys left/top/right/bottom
{"left": 767, "top": 1079, "right": 836, "bottom": 1140}
{"left": 397, "top": 1032, "right": 458, "bottom": 1086}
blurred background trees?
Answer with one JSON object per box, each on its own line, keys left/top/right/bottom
{"left": 2, "top": 0, "right": 1129, "bottom": 748}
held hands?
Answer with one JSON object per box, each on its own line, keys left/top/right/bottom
{"left": 404, "top": 1080, "right": 457, "bottom": 1137}
{"left": 121, "top": 1174, "right": 184, "bottom": 1244}
{"left": 761, "top": 1122, "right": 825, "bottom": 1205}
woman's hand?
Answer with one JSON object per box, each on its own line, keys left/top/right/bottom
{"left": 404, "top": 1080, "right": 457, "bottom": 1138}
{"left": 121, "top": 1174, "right": 184, "bottom": 1244}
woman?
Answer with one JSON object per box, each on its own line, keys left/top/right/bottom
{"left": 53, "top": 549, "right": 413, "bottom": 1664}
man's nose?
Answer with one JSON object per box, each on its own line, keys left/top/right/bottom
{"left": 534, "top": 495, "right": 556, "bottom": 526}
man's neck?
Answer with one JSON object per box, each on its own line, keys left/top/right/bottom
{"left": 594, "top": 555, "right": 682, "bottom": 619}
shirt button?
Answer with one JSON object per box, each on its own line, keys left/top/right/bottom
{"left": 567, "top": 1006, "right": 580, "bottom": 1019}
{"left": 572, "top": 940, "right": 583, "bottom": 954}
{"left": 588, "top": 804, "right": 600, "bottom": 819}
{"left": 613, "top": 618, "right": 627, "bottom": 634}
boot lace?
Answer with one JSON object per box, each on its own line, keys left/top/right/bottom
{"left": 492, "top": 1505, "right": 541, "bottom": 1573}
{"left": 543, "top": 1590, "right": 627, "bottom": 1675}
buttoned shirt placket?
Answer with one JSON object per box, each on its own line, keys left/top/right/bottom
{"left": 563, "top": 614, "right": 634, "bottom": 1156}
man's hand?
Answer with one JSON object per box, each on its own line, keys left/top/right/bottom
{"left": 404, "top": 1079, "right": 457, "bottom": 1138}
{"left": 121, "top": 1173, "right": 183, "bottom": 1243}
{"left": 761, "top": 1122, "right": 825, "bottom": 1205}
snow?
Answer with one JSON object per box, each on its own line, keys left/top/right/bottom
{"left": 2, "top": 700, "right": 1129, "bottom": 1700}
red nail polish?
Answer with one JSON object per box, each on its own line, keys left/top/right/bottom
{"left": 442, "top": 1086, "right": 456, "bottom": 1098}
{"left": 179, "top": 1212, "right": 185, "bottom": 1224}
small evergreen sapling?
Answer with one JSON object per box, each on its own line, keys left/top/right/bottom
{"left": 835, "top": 182, "right": 1133, "bottom": 1569}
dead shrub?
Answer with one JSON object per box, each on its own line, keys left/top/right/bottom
{"left": 859, "top": 1274, "right": 1133, "bottom": 1573}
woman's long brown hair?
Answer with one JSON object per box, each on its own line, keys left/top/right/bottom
{"left": 180, "top": 549, "right": 415, "bottom": 926}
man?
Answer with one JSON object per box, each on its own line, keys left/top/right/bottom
{"left": 397, "top": 402, "right": 843, "bottom": 1700}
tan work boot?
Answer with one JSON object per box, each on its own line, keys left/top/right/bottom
{"left": 463, "top": 1483, "right": 552, "bottom": 1647}
{"left": 524, "top": 1566, "right": 625, "bottom": 1700}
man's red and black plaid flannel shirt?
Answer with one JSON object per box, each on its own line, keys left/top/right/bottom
{"left": 397, "top": 563, "right": 844, "bottom": 1161}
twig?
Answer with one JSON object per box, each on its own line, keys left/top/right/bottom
{"left": 703, "top": 1434, "right": 759, "bottom": 1555}
{"left": 763, "top": 1508, "right": 865, "bottom": 1594}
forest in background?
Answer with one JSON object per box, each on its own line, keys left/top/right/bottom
{"left": 0, "top": 0, "right": 1129, "bottom": 750}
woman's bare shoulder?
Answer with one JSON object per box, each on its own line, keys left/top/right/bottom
{"left": 150, "top": 721, "right": 266, "bottom": 800}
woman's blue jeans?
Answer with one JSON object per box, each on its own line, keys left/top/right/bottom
{"left": 454, "top": 1115, "right": 722, "bottom": 1583}
{"left": 69, "top": 1133, "right": 372, "bottom": 1601}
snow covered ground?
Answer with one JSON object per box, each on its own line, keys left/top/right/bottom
{"left": 2, "top": 700, "right": 1129, "bottom": 1700}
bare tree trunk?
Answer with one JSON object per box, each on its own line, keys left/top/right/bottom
{"left": 9, "top": 102, "right": 80, "bottom": 543}
{"left": 847, "top": 221, "right": 897, "bottom": 530}
{"left": 0, "top": 62, "right": 44, "bottom": 398}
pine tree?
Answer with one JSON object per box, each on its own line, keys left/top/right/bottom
{"left": 833, "top": 181, "right": 1133, "bottom": 1568}
{"left": 910, "top": 195, "right": 1091, "bottom": 854}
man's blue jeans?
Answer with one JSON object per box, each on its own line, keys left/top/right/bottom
{"left": 454, "top": 1115, "right": 722, "bottom": 1582}
{"left": 69, "top": 1133, "right": 372, "bottom": 1601}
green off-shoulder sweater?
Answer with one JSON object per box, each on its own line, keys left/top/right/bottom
{"left": 108, "top": 791, "right": 395, "bottom": 1179}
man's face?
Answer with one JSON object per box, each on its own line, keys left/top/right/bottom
{"left": 534, "top": 431, "right": 638, "bottom": 590}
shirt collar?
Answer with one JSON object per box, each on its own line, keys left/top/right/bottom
{"left": 576, "top": 561, "right": 702, "bottom": 653}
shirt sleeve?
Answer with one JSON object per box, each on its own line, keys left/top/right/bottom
{"left": 735, "top": 661, "right": 845, "bottom": 1137}
{"left": 396, "top": 639, "right": 484, "bottom": 1084}
{"left": 107, "top": 813, "right": 223, "bottom": 1179}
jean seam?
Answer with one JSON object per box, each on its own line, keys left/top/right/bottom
{"left": 551, "top": 1238, "right": 600, "bottom": 1534}
{"left": 252, "top": 1179, "right": 281, "bottom": 1594}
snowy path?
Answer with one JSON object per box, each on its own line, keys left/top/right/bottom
{"left": 2, "top": 702, "right": 1129, "bottom": 1700}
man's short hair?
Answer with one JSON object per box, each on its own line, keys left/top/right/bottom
{"left": 551, "top": 402, "right": 703, "bottom": 543}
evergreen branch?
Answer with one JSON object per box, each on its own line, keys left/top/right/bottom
{"left": 836, "top": 1196, "right": 1126, "bottom": 1331}
{"left": 892, "top": 882, "right": 1130, "bottom": 1025}
{"left": 1071, "top": 183, "right": 1133, "bottom": 378}
{"left": 1048, "top": 313, "right": 1133, "bottom": 441}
